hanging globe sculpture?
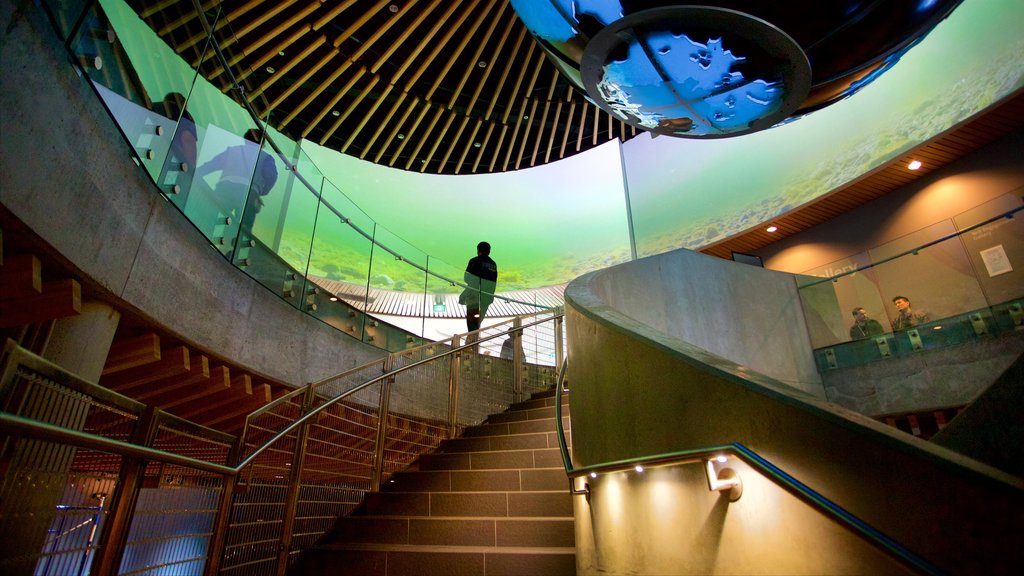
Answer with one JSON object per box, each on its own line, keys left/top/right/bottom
{"left": 510, "top": 1, "right": 963, "bottom": 138}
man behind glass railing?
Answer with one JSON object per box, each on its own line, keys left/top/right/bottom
{"left": 891, "top": 296, "right": 929, "bottom": 330}
{"left": 849, "top": 307, "right": 884, "bottom": 340}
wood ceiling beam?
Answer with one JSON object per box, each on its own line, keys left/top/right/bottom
{"left": 102, "top": 333, "right": 161, "bottom": 375}
{"left": 0, "top": 279, "right": 80, "bottom": 328}
{"left": 100, "top": 345, "right": 190, "bottom": 395}
{"left": 0, "top": 254, "right": 41, "bottom": 298}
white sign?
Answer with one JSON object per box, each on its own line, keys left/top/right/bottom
{"left": 980, "top": 244, "right": 1012, "bottom": 277}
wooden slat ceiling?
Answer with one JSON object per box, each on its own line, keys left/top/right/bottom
{"left": 124, "top": 1, "right": 1023, "bottom": 257}
{"left": 128, "top": 0, "right": 631, "bottom": 176}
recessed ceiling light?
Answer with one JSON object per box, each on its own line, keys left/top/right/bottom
{"left": 634, "top": 465, "right": 644, "bottom": 473}
{"left": 908, "top": 160, "right": 922, "bottom": 170}
{"left": 266, "top": 66, "right": 275, "bottom": 73}
{"left": 397, "top": 134, "right": 405, "bottom": 140}
{"left": 473, "top": 142, "right": 481, "bottom": 148}
{"left": 332, "top": 110, "right": 340, "bottom": 116}
{"left": 766, "top": 225, "right": 778, "bottom": 233}
{"left": 278, "top": 50, "right": 285, "bottom": 57}
{"left": 388, "top": 4, "right": 399, "bottom": 13}
{"left": 477, "top": 61, "right": 487, "bottom": 68}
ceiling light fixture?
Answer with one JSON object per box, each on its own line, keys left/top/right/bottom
{"left": 266, "top": 66, "right": 275, "bottom": 73}
{"left": 766, "top": 225, "right": 778, "bottom": 233}
{"left": 908, "top": 160, "right": 922, "bottom": 170}
{"left": 477, "top": 61, "right": 487, "bottom": 68}
{"left": 634, "top": 465, "right": 644, "bottom": 473}
{"left": 332, "top": 110, "right": 340, "bottom": 116}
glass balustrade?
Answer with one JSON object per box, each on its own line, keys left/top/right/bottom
{"left": 44, "top": 0, "right": 552, "bottom": 353}
{"left": 799, "top": 193, "right": 1024, "bottom": 372}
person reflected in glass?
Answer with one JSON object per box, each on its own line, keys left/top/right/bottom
{"left": 849, "top": 307, "right": 884, "bottom": 340}
{"left": 460, "top": 241, "right": 498, "bottom": 345}
{"left": 891, "top": 295, "right": 929, "bottom": 330}
{"left": 196, "top": 128, "right": 278, "bottom": 246}
{"left": 157, "top": 92, "right": 198, "bottom": 200}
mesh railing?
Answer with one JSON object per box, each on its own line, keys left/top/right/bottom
{"left": 1, "top": 309, "right": 564, "bottom": 575}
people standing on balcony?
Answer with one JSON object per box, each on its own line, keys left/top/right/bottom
{"left": 196, "top": 128, "right": 278, "bottom": 245}
{"left": 891, "top": 296, "right": 929, "bottom": 330}
{"left": 849, "top": 307, "right": 885, "bottom": 340}
{"left": 461, "top": 241, "right": 498, "bottom": 341}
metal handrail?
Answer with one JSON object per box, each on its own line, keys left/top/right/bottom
{"left": 551, "top": 364, "right": 941, "bottom": 576}
{"left": 1, "top": 314, "right": 563, "bottom": 478}
{"left": 236, "top": 313, "right": 563, "bottom": 471}
{"left": 799, "top": 205, "right": 1021, "bottom": 288}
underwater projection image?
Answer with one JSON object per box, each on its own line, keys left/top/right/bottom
{"left": 97, "top": 0, "right": 1024, "bottom": 299}
{"left": 623, "top": 0, "right": 1024, "bottom": 258}
{"left": 301, "top": 140, "right": 633, "bottom": 292}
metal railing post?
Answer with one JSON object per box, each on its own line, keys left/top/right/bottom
{"left": 204, "top": 435, "right": 244, "bottom": 576}
{"left": 512, "top": 318, "right": 524, "bottom": 403}
{"left": 554, "top": 313, "right": 564, "bottom": 369}
{"left": 90, "top": 406, "right": 160, "bottom": 575}
{"left": 370, "top": 357, "right": 394, "bottom": 492}
{"left": 447, "top": 336, "right": 461, "bottom": 438}
{"left": 276, "top": 384, "right": 317, "bottom": 575}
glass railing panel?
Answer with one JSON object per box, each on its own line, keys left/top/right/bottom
{"left": 797, "top": 252, "right": 890, "bottom": 349}
{"left": 365, "top": 226, "right": 429, "bottom": 351}
{"left": 423, "top": 256, "right": 468, "bottom": 341}
{"left": 41, "top": 0, "right": 91, "bottom": 41}
{"left": 68, "top": 0, "right": 193, "bottom": 187}
{"left": 953, "top": 196, "right": 1024, "bottom": 308}
{"left": 304, "top": 179, "right": 376, "bottom": 336}
{"left": 185, "top": 120, "right": 267, "bottom": 257}
{"left": 867, "top": 222, "right": 988, "bottom": 327}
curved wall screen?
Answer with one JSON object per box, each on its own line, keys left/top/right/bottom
{"left": 623, "top": 0, "right": 1024, "bottom": 258}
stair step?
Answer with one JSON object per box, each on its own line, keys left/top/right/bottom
{"left": 362, "top": 491, "right": 573, "bottom": 518}
{"left": 487, "top": 405, "right": 562, "bottom": 424}
{"left": 300, "top": 544, "right": 575, "bottom": 576}
{"left": 383, "top": 468, "right": 568, "bottom": 493}
{"left": 508, "top": 394, "right": 568, "bottom": 412}
{"left": 441, "top": 430, "right": 570, "bottom": 453}
{"left": 463, "top": 417, "right": 570, "bottom": 438}
{"left": 414, "top": 448, "right": 564, "bottom": 471}
{"left": 329, "top": 516, "right": 574, "bottom": 547}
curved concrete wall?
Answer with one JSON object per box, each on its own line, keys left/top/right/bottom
{"left": 0, "top": 4, "right": 385, "bottom": 386}
{"left": 565, "top": 249, "right": 1023, "bottom": 574}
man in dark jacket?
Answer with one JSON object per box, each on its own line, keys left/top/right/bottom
{"left": 462, "top": 241, "right": 498, "bottom": 335}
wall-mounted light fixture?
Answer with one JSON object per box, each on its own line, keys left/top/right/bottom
{"left": 705, "top": 458, "right": 743, "bottom": 501}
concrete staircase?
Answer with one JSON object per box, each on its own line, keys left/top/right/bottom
{"left": 297, "top": 388, "right": 575, "bottom": 575}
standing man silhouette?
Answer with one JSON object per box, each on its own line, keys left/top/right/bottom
{"left": 462, "top": 241, "right": 498, "bottom": 340}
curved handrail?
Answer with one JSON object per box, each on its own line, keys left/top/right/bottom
{"left": 553, "top": 365, "right": 941, "bottom": 575}
{"left": 553, "top": 413, "right": 942, "bottom": 574}
{"left": 799, "top": 205, "right": 1022, "bottom": 288}
{"left": 236, "top": 313, "right": 562, "bottom": 470}
{"left": 1, "top": 314, "right": 564, "bottom": 479}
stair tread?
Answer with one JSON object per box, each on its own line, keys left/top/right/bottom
{"left": 346, "top": 515, "right": 573, "bottom": 521}
{"left": 315, "top": 543, "right": 575, "bottom": 554}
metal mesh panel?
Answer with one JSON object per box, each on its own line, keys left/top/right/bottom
{"left": 118, "top": 479, "right": 221, "bottom": 575}
{"left": 220, "top": 478, "right": 288, "bottom": 576}
{"left": 117, "top": 422, "right": 233, "bottom": 575}
{"left": 457, "top": 351, "right": 517, "bottom": 425}
{"left": 384, "top": 358, "right": 451, "bottom": 477}
{"left": 287, "top": 386, "right": 382, "bottom": 560}
{"left": 222, "top": 421, "right": 297, "bottom": 576}
{"left": 1, "top": 366, "right": 140, "bottom": 575}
